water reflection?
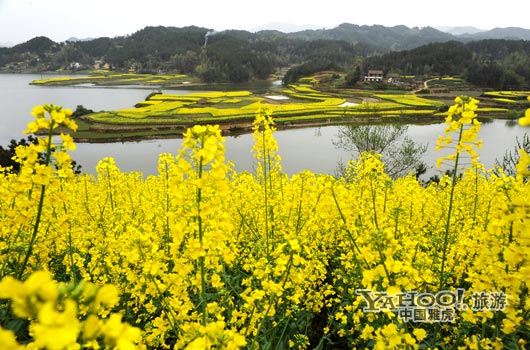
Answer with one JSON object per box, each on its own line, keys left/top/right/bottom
{"left": 505, "top": 120, "right": 518, "bottom": 127}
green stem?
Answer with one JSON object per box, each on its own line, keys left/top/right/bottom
{"left": 67, "top": 228, "right": 76, "bottom": 283}
{"left": 164, "top": 160, "right": 171, "bottom": 255}
{"left": 57, "top": 181, "right": 77, "bottom": 283}
{"left": 331, "top": 186, "right": 369, "bottom": 267}
{"left": 262, "top": 128, "right": 270, "bottom": 260}
{"left": 196, "top": 136, "right": 207, "bottom": 326}
{"left": 137, "top": 244, "right": 180, "bottom": 335}
{"left": 472, "top": 167, "right": 479, "bottom": 226}
{"left": 256, "top": 255, "right": 294, "bottom": 340}
{"left": 106, "top": 166, "right": 114, "bottom": 211}
{"left": 272, "top": 320, "right": 290, "bottom": 350}
{"left": 17, "top": 122, "right": 55, "bottom": 280}
{"left": 370, "top": 177, "right": 379, "bottom": 229}
{"left": 439, "top": 123, "right": 463, "bottom": 291}
{"left": 375, "top": 237, "right": 393, "bottom": 285}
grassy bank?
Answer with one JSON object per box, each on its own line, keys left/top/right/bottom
{"left": 30, "top": 71, "right": 199, "bottom": 87}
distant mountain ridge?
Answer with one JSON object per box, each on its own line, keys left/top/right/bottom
{"left": 66, "top": 37, "right": 96, "bottom": 42}
{"left": 435, "top": 26, "right": 486, "bottom": 35}
{"left": 283, "top": 23, "right": 530, "bottom": 50}
{"left": 4, "top": 22, "right": 530, "bottom": 49}
{"left": 458, "top": 27, "right": 530, "bottom": 40}
{"left": 251, "top": 22, "right": 323, "bottom": 33}
{"left": 2, "top": 23, "right": 530, "bottom": 88}
{"left": 285, "top": 23, "right": 457, "bottom": 51}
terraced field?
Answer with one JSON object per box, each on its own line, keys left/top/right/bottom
{"left": 72, "top": 84, "right": 450, "bottom": 141}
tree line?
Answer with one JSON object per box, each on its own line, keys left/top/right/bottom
{"left": 364, "top": 40, "right": 530, "bottom": 89}
{"left": 2, "top": 26, "right": 530, "bottom": 89}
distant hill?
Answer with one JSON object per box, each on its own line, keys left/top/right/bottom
{"left": 11, "top": 36, "right": 57, "bottom": 54}
{"left": 66, "top": 37, "right": 95, "bottom": 42}
{"left": 458, "top": 27, "right": 530, "bottom": 41}
{"left": 287, "top": 23, "right": 456, "bottom": 52}
{"left": 435, "top": 26, "right": 486, "bottom": 35}
{"left": 286, "top": 24, "right": 530, "bottom": 51}
{"left": 2, "top": 23, "right": 530, "bottom": 88}
{"left": 251, "top": 22, "right": 323, "bottom": 33}
{"left": 0, "top": 41, "right": 15, "bottom": 48}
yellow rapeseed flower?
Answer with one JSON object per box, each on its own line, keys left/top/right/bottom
{"left": 413, "top": 328, "right": 427, "bottom": 342}
{"left": 515, "top": 149, "right": 530, "bottom": 179}
{"left": 436, "top": 95, "right": 482, "bottom": 169}
{"left": 60, "top": 132, "right": 76, "bottom": 151}
{"left": 519, "top": 107, "right": 530, "bottom": 126}
{"left": 31, "top": 105, "right": 46, "bottom": 118}
{"left": 51, "top": 109, "right": 66, "bottom": 123}
{"left": 24, "top": 120, "right": 39, "bottom": 134}
{"left": 95, "top": 284, "right": 121, "bottom": 309}
{"left": 32, "top": 300, "right": 81, "bottom": 350}
{"left": 0, "top": 328, "right": 19, "bottom": 350}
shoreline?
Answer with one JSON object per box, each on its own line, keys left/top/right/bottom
{"left": 71, "top": 110, "right": 518, "bottom": 143}
{"left": 72, "top": 114, "right": 449, "bottom": 143}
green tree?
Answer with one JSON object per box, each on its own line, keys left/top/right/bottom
{"left": 344, "top": 66, "right": 361, "bottom": 87}
{"left": 333, "top": 124, "right": 427, "bottom": 179}
{"left": 170, "top": 50, "right": 201, "bottom": 74}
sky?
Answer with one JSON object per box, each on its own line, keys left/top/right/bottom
{"left": 1, "top": 0, "right": 529, "bottom": 45}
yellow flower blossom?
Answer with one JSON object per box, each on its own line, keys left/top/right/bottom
{"left": 59, "top": 133, "right": 76, "bottom": 151}
{"left": 31, "top": 105, "right": 46, "bottom": 118}
{"left": 51, "top": 109, "right": 66, "bottom": 123}
{"left": 24, "top": 120, "right": 40, "bottom": 134}
{"left": 516, "top": 149, "right": 530, "bottom": 180}
{"left": 518, "top": 103, "right": 530, "bottom": 126}
{"left": 0, "top": 328, "right": 20, "bottom": 350}
{"left": 413, "top": 328, "right": 427, "bottom": 342}
{"left": 32, "top": 300, "right": 81, "bottom": 350}
{"left": 95, "top": 284, "right": 120, "bottom": 309}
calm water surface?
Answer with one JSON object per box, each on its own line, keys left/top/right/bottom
{"left": 0, "top": 73, "right": 527, "bottom": 179}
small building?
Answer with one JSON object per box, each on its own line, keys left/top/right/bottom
{"left": 93, "top": 61, "right": 111, "bottom": 70}
{"left": 364, "top": 70, "right": 384, "bottom": 83}
{"left": 387, "top": 76, "right": 401, "bottom": 84}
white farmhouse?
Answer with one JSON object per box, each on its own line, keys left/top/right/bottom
{"left": 364, "top": 70, "right": 384, "bottom": 82}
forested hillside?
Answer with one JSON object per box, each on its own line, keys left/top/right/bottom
{"left": 1, "top": 24, "right": 530, "bottom": 88}
{"left": 364, "top": 40, "right": 530, "bottom": 89}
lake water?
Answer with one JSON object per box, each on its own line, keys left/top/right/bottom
{"left": 1, "top": 73, "right": 528, "bottom": 179}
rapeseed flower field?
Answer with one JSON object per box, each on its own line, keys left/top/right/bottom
{"left": 0, "top": 98, "right": 529, "bottom": 349}
{"left": 84, "top": 85, "right": 445, "bottom": 127}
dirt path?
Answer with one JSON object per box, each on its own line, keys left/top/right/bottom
{"left": 412, "top": 78, "right": 436, "bottom": 94}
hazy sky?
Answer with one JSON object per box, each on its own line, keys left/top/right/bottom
{"left": 1, "top": 0, "right": 529, "bottom": 45}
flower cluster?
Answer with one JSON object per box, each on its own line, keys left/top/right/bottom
{"left": 15, "top": 104, "right": 78, "bottom": 182}
{"left": 435, "top": 96, "right": 483, "bottom": 169}
{"left": 0, "top": 271, "right": 143, "bottom": 350}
